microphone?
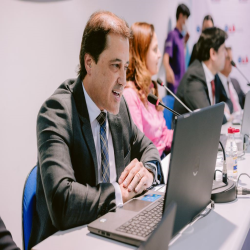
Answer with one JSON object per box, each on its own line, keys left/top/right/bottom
{"left": 147, "top": 93, "right": 180, "bottom": 117}
{"left": 231, "top": 60, "right": 250, "bottom": 86}
{"left": 156, "top": 78, "right": 193, "bottom": 112}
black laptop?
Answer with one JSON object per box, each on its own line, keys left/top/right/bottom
{"left": 88, "top": 103, "right": 224, "bottom": 246}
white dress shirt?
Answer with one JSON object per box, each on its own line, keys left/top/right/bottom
{"left": 202, "top": 62, "right": 215, "bottom": 105}
{"left": 82, "top": 84, "right": 123, "bottom": 207}
{"left": 218, "top": 72, "right": 242, "bottom": 112}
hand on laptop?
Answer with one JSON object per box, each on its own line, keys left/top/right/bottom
{"left": 118, "top": 158, "right": 154, "bottom": 196}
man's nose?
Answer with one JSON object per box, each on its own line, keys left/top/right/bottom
{"left": 118, "top": 69, "right": 127, "bottom": 86}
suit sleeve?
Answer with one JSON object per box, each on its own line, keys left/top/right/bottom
{"left": 0, "top": 217, "right": 20, "bottom": 250}
{"left": 184, "top": 79, "right": 211, "bottom": 110}
{"left": 37, "top": 96, "right": 115, "bottom": 230}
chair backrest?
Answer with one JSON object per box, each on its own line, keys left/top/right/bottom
{"left": 162, "top": 95, "right": 175, "bottom": 129}
{"left": 22, "top": 166, "right": 37, "bottom": 250}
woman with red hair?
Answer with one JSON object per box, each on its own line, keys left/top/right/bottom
{"left": 123, "top": 22, "right": 173, "bottom": 159}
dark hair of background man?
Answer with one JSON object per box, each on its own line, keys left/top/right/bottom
{"left": 176, "top": 4, "right": 190, "bottom": 20}
{"left": 196, "top": 27, "right": 228, "bottom": 62}
{"left": 78, "top": 11, "right": 131, "bottom": 80}
{"left": 203, "top": 15, "right": 214, "bottom": 25}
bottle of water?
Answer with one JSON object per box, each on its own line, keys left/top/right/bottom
{"left": 225, "top": 127, "right": 240, "bottom": 181}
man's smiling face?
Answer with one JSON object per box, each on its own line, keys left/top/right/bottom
{"left": 86, "top": 33, "right": 129, "bottom": 115}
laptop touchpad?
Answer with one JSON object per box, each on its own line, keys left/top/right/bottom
{"left": 122, "top": 199, "right": 151, "bottom": 212}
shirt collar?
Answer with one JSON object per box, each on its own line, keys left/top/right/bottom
{"left": 218, "top": 72, "right": 230, "bottom": 85}
{"left": 174, "top": 27, "right": 184, "bottom": 38}
{"left": 82, "top": 82, "right": 106, "bottom": 123}
{"left": 202, "top": 62, "right": 215, "bottom": 84}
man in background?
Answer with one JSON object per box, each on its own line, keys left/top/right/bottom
{"left": 174, "top": 27, "right": 230, "bottom": 124}
{"left": 163, "top": 4, "right": 191, "bottom": 94}
{"left": 215, "top": 47, "right": 245, "bottom": 113}
{"left": 189, "top": 15, "right": 214, "bottom": 66}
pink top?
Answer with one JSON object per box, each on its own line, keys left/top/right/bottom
{"left": 123, "top": 85, "right": 173, "bottom": 156}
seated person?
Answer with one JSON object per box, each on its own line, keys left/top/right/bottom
{"left": 123, "top": 22, "right": 173, "bottom": 159}
{"left": 189, "top": 15, "right": 214, "bottom": 66}
{"left": 174, "top": 27, "right": 230, "bottom": 124}
{"left": 0, "top": 216, "right": 20, "bottom": 250}
{"left": 28, "top": 11, "right": 162, "bottom": 249}
{"left": 215, "top": 47, "right": 245, "bottom": 113}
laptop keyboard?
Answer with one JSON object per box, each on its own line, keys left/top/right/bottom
{"left": 116, "top": 198, "right": 164, "bottom": 238}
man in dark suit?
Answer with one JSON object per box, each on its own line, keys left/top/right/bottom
{"left": 174, "top": 27, "right": 231, "bottom": 124}
{"left": 0, "top": 217, "right": 20, "bottom": 250}
{"left": 189, "top": 15, "right": 214, "bottom": 66}
{"left": 215, "top": 47, "right": 245, "bottom": 113}
{"left": 28, "top": 11, "right": 162, "bottom": 249}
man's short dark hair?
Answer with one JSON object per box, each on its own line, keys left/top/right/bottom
{"left": 196, "top": 27, "right": 228, "bottom": 62}
{"left": 203, "top": 15, "right": 214, "bottom": 25}
{"left": 78, "top": 11, "right": 131, "bottom": 80}
{"left": 176, "top": 4, "right": 190, "bottom": 20}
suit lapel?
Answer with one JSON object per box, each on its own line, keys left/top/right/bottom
{"left": 194, "top": 60, "right": 210, "bottom": 104}
{"left": 71, "top": 77, "right": 98, "bottom": 184}
{"left": 108, "top": 113, "right": 124, "bottom": 181}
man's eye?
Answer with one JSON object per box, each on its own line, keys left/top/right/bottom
{"left": 112, "top": 64, "right": 120, "bottom": 69}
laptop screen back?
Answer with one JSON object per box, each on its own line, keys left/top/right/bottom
{"left": 163, "top": 103, "right": 224, "bottom": 236}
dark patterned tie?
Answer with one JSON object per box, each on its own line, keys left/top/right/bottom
{"left": 96, "top": 111, "right": 110, "bottom": 183}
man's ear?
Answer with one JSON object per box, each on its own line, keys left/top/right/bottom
{"left": 84, "top": 53, "right": 93, "bottom": 75}
{"left": 210, "top": 48, "right": 216, "bottom": 61}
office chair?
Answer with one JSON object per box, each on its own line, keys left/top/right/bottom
{"left": 162, "top": 95, "right": 175, "bottom": 129}
{"left": 22, "top": 166, "right": 37, "bottom": 250}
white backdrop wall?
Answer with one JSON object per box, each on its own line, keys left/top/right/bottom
{"left": 0, "top": 0, "right": 170, "bottom": 248}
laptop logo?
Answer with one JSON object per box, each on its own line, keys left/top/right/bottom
{"left": 193, "top": 157, "right": 200, "bottom": 176}
{"left": 100, "top": 219, "right": 107, "bottom": 223}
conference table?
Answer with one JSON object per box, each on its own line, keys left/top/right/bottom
{"left": 32, "top": 122, "right": 250, "bottom": 250}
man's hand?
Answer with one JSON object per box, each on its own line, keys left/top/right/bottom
{"left": 118, "top": 159, "right": 154, "bottom": 195}
{"left": 167, "top": 69, "right": 175, "bottom": 85}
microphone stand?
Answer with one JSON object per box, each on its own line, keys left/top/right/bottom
{"left": 231, "top": 61, "right": 250, "bottom": 86}
{"left": 156, "top": 78, "right": 193, "bottom": 112}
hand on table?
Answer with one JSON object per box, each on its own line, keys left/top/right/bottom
{"left": 118, "top": 159, "right": 153, "bottom": 202}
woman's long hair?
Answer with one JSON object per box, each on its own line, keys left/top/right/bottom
{"left": 126, "top": 22, "right": 161, "bottom": 110}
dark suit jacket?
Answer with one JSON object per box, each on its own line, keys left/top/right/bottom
{"left": 0, "top": 217, "right": 20, "bottom": 250}
{"left": 174, "top": 60, "right": 227, "bottom": 124}
{"left": 28, "top": 77, "right": 161, "bottom": 249}
{"left": 214, "top": 75, "right": 245, "bottom": 112}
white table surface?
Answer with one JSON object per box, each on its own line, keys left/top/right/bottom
{"left": 33, "top": 126, "right": 250, "bottom": 250}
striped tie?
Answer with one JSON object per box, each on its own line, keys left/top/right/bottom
{"left": 96, "top": 111, "right": 110, "bottom": 183}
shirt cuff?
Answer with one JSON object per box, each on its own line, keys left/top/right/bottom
{"left": 145, "top": 162, "right": 160, "bottom": 185}
{"left": 111, "top": 182, "right": 123, "bottom": 208}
